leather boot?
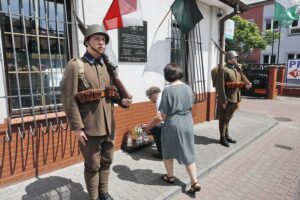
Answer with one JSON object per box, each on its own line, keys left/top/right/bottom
{"left": 219, "top": 137, "right": 230, "bottom": 147}
{"left": 99, "top": 193, "right": 114, "bottom": 200}
{"left": 226, "top": 137, "right": 237, "bottom": 143}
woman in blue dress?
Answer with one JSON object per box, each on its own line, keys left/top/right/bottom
{"left": 159, "top": 63, "right": 201, "bottom": 193}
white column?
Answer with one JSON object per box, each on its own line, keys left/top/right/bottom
{"left": 0, "top": 25, "right": 9, "bottom": 124}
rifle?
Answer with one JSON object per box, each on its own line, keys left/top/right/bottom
{"left": 102, "top": 54, "right": 133, "bottom": 107}
{"left": 211, "top": 39, "right": 252, "bottom": 87}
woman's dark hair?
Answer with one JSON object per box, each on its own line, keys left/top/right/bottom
{"left": 163, "top": 63, "right": 183, "bottom": 82}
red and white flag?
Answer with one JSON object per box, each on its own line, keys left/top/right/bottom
{"left": 103, "top": 0, "right": 143, "bottom": 30}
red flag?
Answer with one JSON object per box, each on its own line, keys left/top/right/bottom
{"left": 103, "top": 0, "right": 143, "bottom": 30}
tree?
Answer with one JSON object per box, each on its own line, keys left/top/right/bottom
{"left": 263, "top": 30, "right": 280, "bottom": 47}
{"left": 225, "top": 16, "right": 279, "bottom": 55}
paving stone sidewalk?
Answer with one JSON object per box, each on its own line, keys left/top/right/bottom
{"left": 0, "top": 111, "right": 277, "bottom": 200}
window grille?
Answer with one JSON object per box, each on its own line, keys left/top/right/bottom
{"left": 170, "top": 16, "right": 206, "bottom": 103}
{"left": 0, "top": 0, "right": 80, "bottom": 118}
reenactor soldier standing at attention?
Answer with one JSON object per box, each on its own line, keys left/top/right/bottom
{"left": 61, "top": 19, "right": 132, "bottom": 200}
{"left": 215, "top": 50, "right": 252, "bottom": 147}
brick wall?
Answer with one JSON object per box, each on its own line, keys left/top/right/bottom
{"left": 0, "top": 92, "right": 216, "bottom": 187}
{"left": 283, "top": 88, "right": 300, "bottom": 97}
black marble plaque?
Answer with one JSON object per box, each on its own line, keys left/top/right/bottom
{"left": 118, "top": 21, "right": 147, "bottom": 62}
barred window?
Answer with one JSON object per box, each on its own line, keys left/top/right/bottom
{"left": 0, "top": 0, "right": 73, "bottom": 117}
{"left": 170, "top": 17, "right": 206, "bottom": 103}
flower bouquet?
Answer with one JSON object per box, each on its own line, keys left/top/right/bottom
{"left": 128, "top": 124, "right": 148, "bottom": 146}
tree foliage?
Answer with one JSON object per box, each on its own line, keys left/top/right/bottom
{"left": 225, "top": 16, "right": 279, "bottom": 54}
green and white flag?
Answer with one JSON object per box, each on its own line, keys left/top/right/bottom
{"left": 275, "top": 0, "right": 300, "bottom": 27}
{"left": 171, "top": 0, "right": 203, "bottom": 33}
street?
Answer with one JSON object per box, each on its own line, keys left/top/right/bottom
{"left": 175, "top": 96, "right": 300, "bottom": 200}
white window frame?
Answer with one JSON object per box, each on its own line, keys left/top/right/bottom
{"left": 262, "top": 54, "right": 276, "bottom": 64}
{"left": 287, "top": 53, "right": 300, "bottom": 60}
{"left": 265, "top": 18, "right": 279, "bottom": 31}
{"left": 289, "top": 20, "right": 300, "bottom": 35}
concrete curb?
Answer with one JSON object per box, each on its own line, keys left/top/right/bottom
{"left": 155, "top": 115, "right": 279, "bottom": 200}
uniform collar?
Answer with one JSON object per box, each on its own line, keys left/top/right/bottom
{"left": 226, "top": 63, "right": 236, "bottom": 69}
{"left": 83, "top": 51, "right": 103, "bottom": 65}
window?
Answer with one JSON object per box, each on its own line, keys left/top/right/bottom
{"left": 287, "top": 53, "right": 300, "bottom": 60}
{"left": 0, "top": 0, "right": 73, "bottom": 117}
{"left": 263, "top": 55, "right": 276, "bottom": 64}
{"left": 273, "top": 21, "right": 279, "bottom": 30}
{"left": 291, "top": 20, "right": 298, "bottom": 27}
{"left": 265, "top": 19, "right": 272, "bottom": 30}
{"left": 170, "top": 18, "right": 206, "bottom": 102}
{"left": 265, "top": 19, "right": 278, "bottom": 31}
{"left": 289, "top": 20, "right": 300, "bottom": 35}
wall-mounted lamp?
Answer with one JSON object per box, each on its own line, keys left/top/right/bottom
{"left": 217, "top": 9, "right": 223, "bottom": 18}
{"left": 236, "top": 4, "right": 242, "bottom": 14}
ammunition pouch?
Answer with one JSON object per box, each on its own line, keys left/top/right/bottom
{"left": 75, "top": 87, "right": 119, "bottom": 104}
{"left": 225, "top": 82, "right": 244, "bottom": 89}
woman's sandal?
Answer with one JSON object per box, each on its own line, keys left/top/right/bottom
{"left": 161, "top": 174, "right": 175, "bottom": 184}
{"left": 187, "top": 182, "right": 201, "bottom": 193}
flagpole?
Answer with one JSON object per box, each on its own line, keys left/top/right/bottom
{"left": 152, "top": 9, "right": 171, "bottom": 45}
{"left": 271, "top": 29, "right": 275, "bottom": 64}
{"left": 276, "top": 24, "right": 281, "bottom": 65}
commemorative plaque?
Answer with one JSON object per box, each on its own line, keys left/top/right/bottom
{"left": 118, "top": 21, "right": 147, "bottom": 62}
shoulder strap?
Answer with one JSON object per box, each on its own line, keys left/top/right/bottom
{"left": 76, "top": 58, "right": 90, "bottom": 89}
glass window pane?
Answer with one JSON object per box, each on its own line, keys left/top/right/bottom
{"left": 273, "top": 21, "right": 279, "bottom": 29}
{"left": 10, "top": 0, "right": 20, "bottom": 14}
{"left": 271, "top": 55, "right": 276, "bottom": 63}
{"left": 0, "top": 0, "right": 8, "bottom": 12}
{"left": 263, "top": 55, "right": 269, "bottom": 64}
{"left": 288, "top": 54, "right": 295, "bottom": 60}
{"left": 57, "top": 3, "right": 64, "bottom": 21}
{"left": 38, "top": 0, "right": 45, "bottom": 19}
{"left": 296, "top": 54, "right": 300, "bottom": 59}
{"left": 48, "top": 20, "right": 57, "bottom": 36}
{"left": 22, "top": 0, "right": 34, "bottom": 16}
{"left": 47, "top": 1, "right": 55, "bottom": 21}
{"left": 58, "top": 22, "right": 65, "bottom": 37}
{"left": 265, "top": 19, "right": 271, "bottom": 30}
{"left": 291, "top": 20, "right": 298, "bottom": 27}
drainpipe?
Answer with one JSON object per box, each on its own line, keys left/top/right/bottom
{"left": 219, "top": 4, "right": 239, "bottom": 67}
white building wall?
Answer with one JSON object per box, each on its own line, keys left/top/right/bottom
{"left": 0, "top": 25, "right": 8, "bottom": 124}
{"left": 262, "top": 4, "right": 300, "bottom": 64}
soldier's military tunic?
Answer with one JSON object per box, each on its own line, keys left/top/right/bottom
{"left": 215, "top": 63, "right": 243, "bottom": 138}
{"left": 61, "top": 52, "right": 115, "bottom": 200}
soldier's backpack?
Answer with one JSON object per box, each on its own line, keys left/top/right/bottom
{"left": 211, "top": 66, "right": 220, "bottom": 87}
{"left": 76, "top": 58, "right": 90, "bottom": 89}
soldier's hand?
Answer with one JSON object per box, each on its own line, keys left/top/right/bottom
{"left": 75, "top": 130, "right": 88, "bottom": 147}
{"left": 222, "top": 103, "right": 227, "bottom": 109}
{"left": 245, "top": 83, "right": 252, "bottom": 90}
{"left": 122, "top": 98, "right": 132, "bottom": 107}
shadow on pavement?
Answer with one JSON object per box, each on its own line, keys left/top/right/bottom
{"left": 22, "top": 176, "right": 88, "bottom": 200}
{"left": 113, "top": 165, "right": 186, "bottom": 188}
{"left": 194, "top": 135, "right": 219, "bottom": 145}
{"left": 122, "top": 145, "right": 162, "bottom": 161}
